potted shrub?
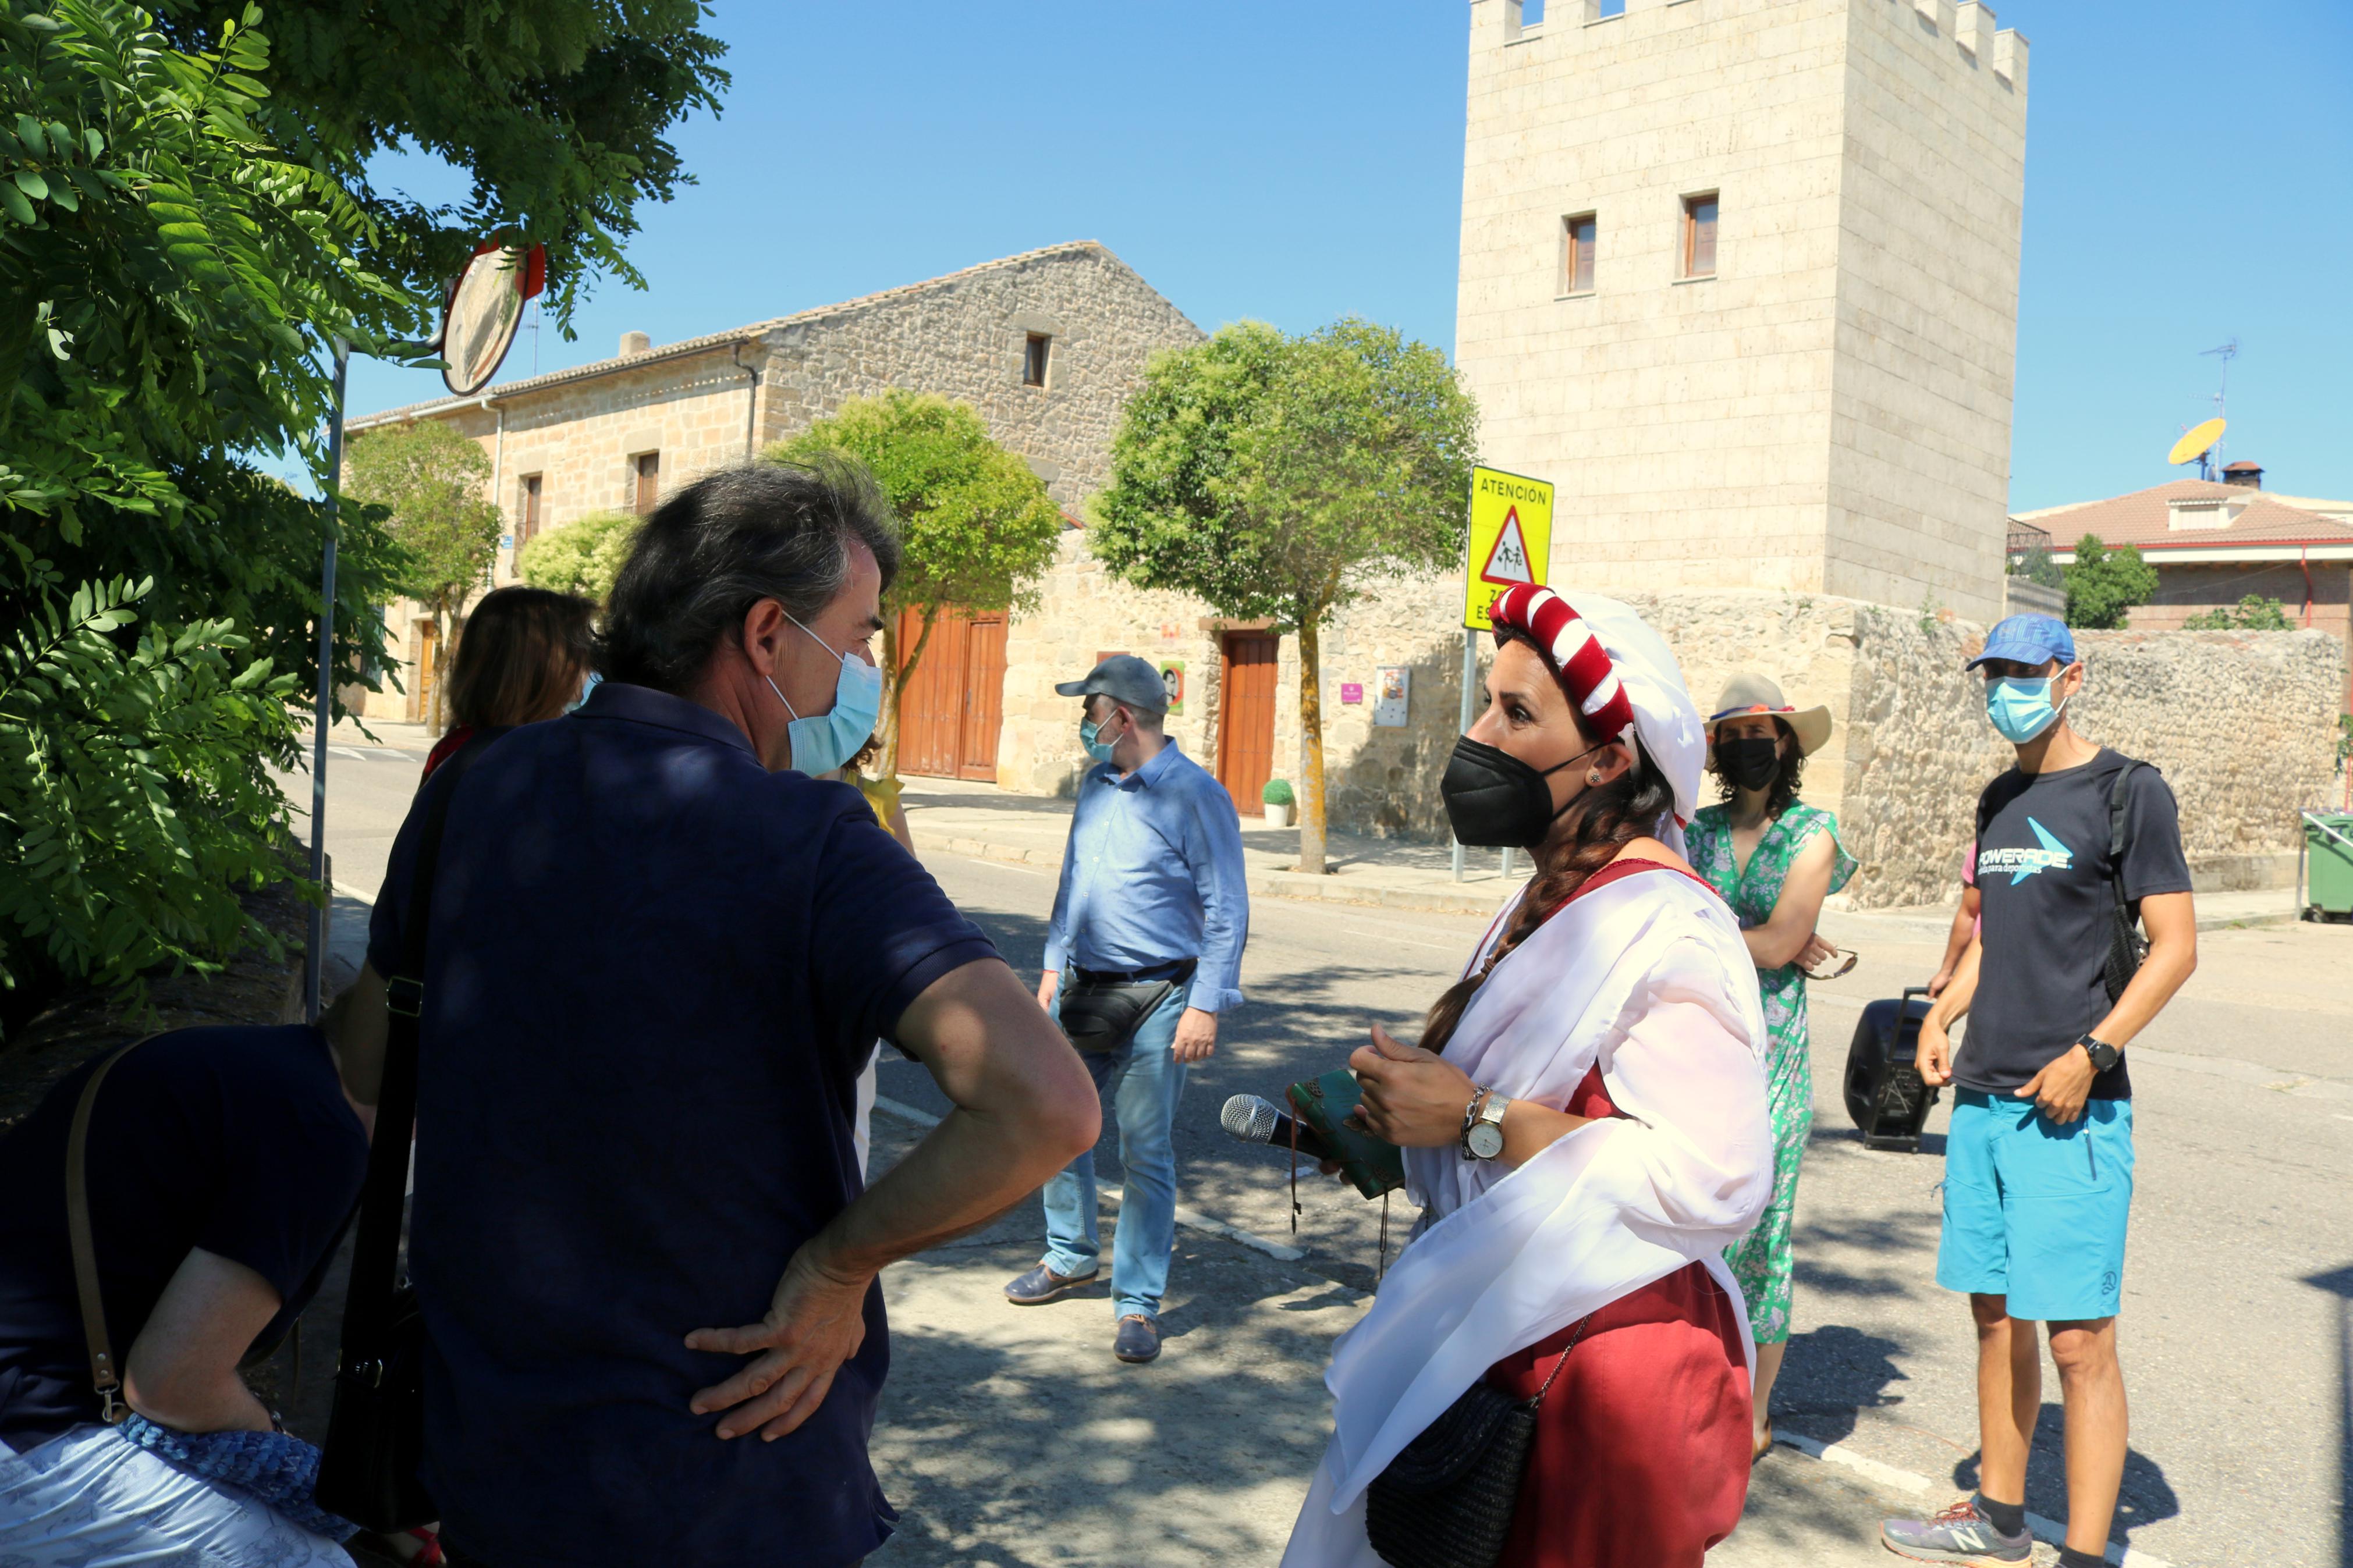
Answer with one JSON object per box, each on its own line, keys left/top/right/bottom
{"left": 1262, "top": 778, "right": 1295, "bottom": 828}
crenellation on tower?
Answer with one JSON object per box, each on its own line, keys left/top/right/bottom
{"left": 1454, "top": 0, "right": 2031, "bottom": 620}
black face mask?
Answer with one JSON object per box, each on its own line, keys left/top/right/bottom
{"left": 1715, "top": 735, "right": 1781, "bottom": 794}
{"left": 1440, "top": 734, "right": 1605, "bottom": 851}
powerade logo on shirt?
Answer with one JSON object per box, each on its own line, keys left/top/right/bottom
{"left": 1977, "top": 818, "right": 2074, "bottom": 885}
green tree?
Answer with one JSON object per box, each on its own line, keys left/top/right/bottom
{"left": 2007, "top": 543, "right": 2064, "bottom": 589}
{"left": 1094, "top": 319, "right": 1479, "bottom": 874}
{"left": 2063, "top": 534, "right": 2159, "bottom": 630}
{"left": 345, "top": 420, "right": 501, "bottom": 733}
{"left": 771, "top": 392, "right": 1063, "bottom": 778}
{"left": 2182, "top": 593, "right": 2293, "bottom": 631}
{"left": 0, "top": 0, "right": 729, "bottom": 1033}
{"left": 517, "top": 509, "right": 641, "bottom": 603}
{"left": 1, "top": 570, "right": 301, "bottom": 1034}
{"left": 148, "top": 0, "right": 728, "bottom": 332}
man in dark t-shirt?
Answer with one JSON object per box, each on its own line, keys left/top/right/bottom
{"left": 1883, "top": 616, "right": 2197, "bottom": 1568}
{"left": 338, "top": 463, "right": 1101, "bottom": 1568}
{"left": 0, "top": 1025, "right": 366, "bottom": 1559}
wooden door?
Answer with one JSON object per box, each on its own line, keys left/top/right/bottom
{"left": 895, "top": 608, "right": 968, "bottom": 778}
{"left": 958, "top": 614, "right": 1006, "bottom": 781}
{"left": 414, "top": 617, "right": 440, "bottom": 727}
{"left": 893, "top": 606, "right": 1007, "bottom": 781}
{"left": 1217, "top": 632, "right": 1279, "bottom": 816}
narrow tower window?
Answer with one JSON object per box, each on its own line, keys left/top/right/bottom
{"left": 1683, "top": 193, "right": 1719, "bottom": 278}
{"left": 519, "top": 474, "right": 543, "bottom": 550}
{"left": 1023, "top": 332, "right": 1052, "bottom": 388}
{"left": 1562, "top": 214, "right": 1597, "bottom": 294}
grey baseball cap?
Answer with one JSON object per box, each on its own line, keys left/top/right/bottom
{"left": 1055, "top": 653, "right": 1168, "bottom": 714}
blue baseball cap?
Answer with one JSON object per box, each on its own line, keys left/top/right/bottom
{"left": 1966, "top": 613, "right": 2077, "bottom": 673}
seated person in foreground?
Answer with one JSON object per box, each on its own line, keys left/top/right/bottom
{"left": 0, "top": 1023, "right": 371, "bottom": 1566}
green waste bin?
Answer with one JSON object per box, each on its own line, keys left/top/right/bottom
{"left": 2306, "top": 813, "right": 2353, "bottom": 919}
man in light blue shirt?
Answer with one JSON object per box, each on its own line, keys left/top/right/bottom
{"left": 1006, "top": 656, "right": 1250, "bottom": 1364}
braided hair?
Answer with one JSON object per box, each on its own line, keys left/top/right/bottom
{"left": 1420, "top": 626, "right": 1677, "bottom": 1058}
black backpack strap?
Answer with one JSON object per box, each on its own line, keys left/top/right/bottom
{"left": 340, "top": 728, "right": 504, "bottom": 1368}
{"left": 2107, "top": 758, "right": 2146, "bottom": 916}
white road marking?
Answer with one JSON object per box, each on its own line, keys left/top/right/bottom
{"left": 330, "top": 746, "right": 373, "bottom": 762}
{"left": 333, "top": 883, "right": 377, "bottom": 905}
{"left": 870, "top": 1094, "right": 1309, "bottom": 1263}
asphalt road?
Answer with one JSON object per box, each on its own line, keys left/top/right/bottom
{"left": 296, "top": 739, "right": 2353, "bottom": 1566}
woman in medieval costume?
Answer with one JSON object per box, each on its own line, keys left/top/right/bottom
{"left": 1280, "top": 586, "right": 1774, "bottom": 1568}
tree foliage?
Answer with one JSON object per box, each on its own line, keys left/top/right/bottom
{"left": 1094, "top": 319, "right": 1479, "bottom": 873}
{"left": 2063, "top": 534, "right": 2159, "bottom": 630}
{"left": 2182, "top": 593, "right": 2293, "bottom": 631}
{"left": 344, "top": 419, "right": 501, "bottom": 731}
{"left": 147, "top": 0, "right": 728, "bottom": 333}
{"left": 0, "top": 568, "right": 302, "bottom": 1036}
{"left": 771, "top": 391, "right": 1063, "bottom": 777}
{"left": 516, "top": 509, "right": 640, "bottom": 604}
{"left": 0, "top": 0, "right": 731, "bottom": 1030}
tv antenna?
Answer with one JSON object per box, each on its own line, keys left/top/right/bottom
{"left": 2200, "top": 337, "right": 2238, "bottom": 419}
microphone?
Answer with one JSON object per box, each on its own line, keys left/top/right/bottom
{"left": 1220, "top": 1093, "right": 1337, "bottom": 1162}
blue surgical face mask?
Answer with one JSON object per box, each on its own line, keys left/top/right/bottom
{"left": 1984, "top": 674, "right": 2068, "bottom": 744}
{"left": 765, "top": 613, "right": 883, "bottom": 775}
{"left": 1080, "top": 712, "right": 1121, "bottom": 765}
{"left": 566, "top": 670, "right": 601, "bottom": 714}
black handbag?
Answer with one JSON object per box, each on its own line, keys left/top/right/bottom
{"left": 1364, "top": 1314, "right": 1593, "bottom": 1568}
{"left": 1056, "top": 963, "right": 1191, "bottom": 1055}
{"left": 316, "top": 731, "right": 501, "bottom": 1531}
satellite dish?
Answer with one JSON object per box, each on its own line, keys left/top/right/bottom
{"left": 438, "top": 243, "right": 548, "bottom": 396}
{"left": 2167, "top": 417, "right": 2226, "bottom": 471}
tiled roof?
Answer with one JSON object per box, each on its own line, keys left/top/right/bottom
{"left": 2015, "top": 479, "right": 2353, "bottom": 552}
{"left": 350, "top": 240, "right": 1159, "bottom": 429}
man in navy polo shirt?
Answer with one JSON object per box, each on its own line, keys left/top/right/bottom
{"left": 1884, "top": 614, "right": 2196, "bottom": 1568}
{"left": 343, "top": 461, "right": 1099, "bottom": 1568}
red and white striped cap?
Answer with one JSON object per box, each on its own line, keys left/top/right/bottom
{"left": 1484, "top": 584, "right": 1708, "bottom": 842}
{"left": 1488, "top": 584, "right": 1637, "bottom": 742}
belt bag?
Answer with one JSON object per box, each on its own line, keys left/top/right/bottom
{"left": 1059, "top": 973, "right": 1185, "bottom": 1055}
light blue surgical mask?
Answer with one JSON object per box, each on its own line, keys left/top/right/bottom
{"left": 566, "top": 670, "right": 601, "bottom": 714}
{"left": 1080, "top": 714, "right": 1120, "bottom": 765}
{"left": 765, "top": 613, "right": 883, "bottom": 774}
{"left": 1984, "top": 674, "right": 2068, "bottom": 744}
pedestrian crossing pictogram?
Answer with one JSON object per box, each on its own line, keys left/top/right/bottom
{"left": 1479, "top": 507, "right": 1534, "bottom": 585}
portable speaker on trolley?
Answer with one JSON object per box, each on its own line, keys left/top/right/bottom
{"left": 1842, "top": 985, "right": 1941, "bottom": 1152}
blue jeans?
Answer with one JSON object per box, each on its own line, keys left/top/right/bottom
{"left": 1042, "top": 977, "right": 1191, "bottom": 1320}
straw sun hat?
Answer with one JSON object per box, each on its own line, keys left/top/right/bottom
{"left": 1702, "top": 673, "right": 1833, "bottom": 756}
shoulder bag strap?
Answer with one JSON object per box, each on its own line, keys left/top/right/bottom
{"left": 340, "top": 729, "right": 503, "bottom": 1367}
{"left": 65, "top": 1033, "right": 162, "bottom": 1423}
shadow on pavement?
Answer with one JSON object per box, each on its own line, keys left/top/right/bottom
{"left": 2302, "top": 1261, "right": 2353, "bottom": 1567}
{"left": 1950, "top": 1403, "right": 2181, "bottom": 1549}
{"left": 1776, "top": 1324, "right": 1910, "bottom": 1446}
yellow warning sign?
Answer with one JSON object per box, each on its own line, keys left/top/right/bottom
{"left": 1461, "top": 466, "right": 1554, "bottom": 631}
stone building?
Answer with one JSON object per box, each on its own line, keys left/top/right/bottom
{"left": 2018, "top": 470, "right": 2353, "bottom": 707}
{"left": 1457, "top": 0, "right": 2029, "bottom": 622}
{"left": 343, "top": 241, "right": 1203, "bottom": 730}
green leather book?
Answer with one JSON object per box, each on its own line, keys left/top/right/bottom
{"left": 1287, "top": 1068, "right": 1406, "bottom": 1200}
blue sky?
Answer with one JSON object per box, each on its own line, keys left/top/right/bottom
{"left": 349, "top": 0, "right": 2351, "bottom": 511}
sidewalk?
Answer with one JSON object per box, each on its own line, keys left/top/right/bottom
{"left": 903, "top": 775, "right": 2302, "bottom": 933}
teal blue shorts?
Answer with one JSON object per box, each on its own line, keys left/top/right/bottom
{"left": 1936, "top": 1091, "right": 2134, "bottom": 1322}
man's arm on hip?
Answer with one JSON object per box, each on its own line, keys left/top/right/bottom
{"left": 686, "top": 957, "right": 1099, "bottom": 1440}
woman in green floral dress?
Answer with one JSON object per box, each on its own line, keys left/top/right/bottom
{"left": 1685, "top": 673, "right": 1857, "bottom": 1460}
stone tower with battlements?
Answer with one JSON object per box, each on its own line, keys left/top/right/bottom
{"left": 1457, "top": 0, "right": 2029, "bottom": 621}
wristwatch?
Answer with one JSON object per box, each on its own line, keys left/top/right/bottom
{"left": 1462, "top": 1087, "right": 1511, "bottom": 1161}
{"left": 2079, "top": 1034, "right": 2121, "bottom": 1074}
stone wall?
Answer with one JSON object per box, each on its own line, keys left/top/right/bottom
{"left": 1001, "top": 546, "right": 2349, "bottom": 907}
